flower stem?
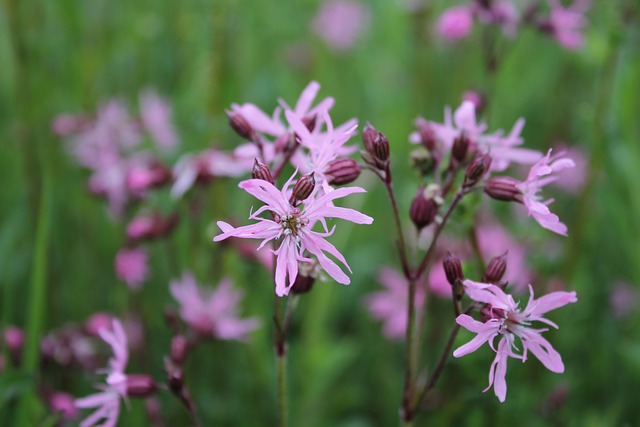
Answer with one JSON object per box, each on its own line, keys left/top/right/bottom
{"left": 273, "top": 294, "right": 288, "bottom": 427}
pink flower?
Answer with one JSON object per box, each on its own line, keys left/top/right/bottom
{"left": 473, "top": 1, "right": 519, "bottom": 37}
{"left": 365, "top": 268, "right": 425, "bottom": 340}
{"left": 552, "top": 144, "right": 587, "bottom": 194}
{"left": 170, "top": 272, "right": 259, "bottom": 340}
{"left": 50, "top": 391, "right": 79, "bottom": 420}
{"left": 410, "top": 101, "right": 542, "bottom": 171}
{"left": 139, "top": 90, "right": 178, "bottom": 150}
{"left": 547, "top": 0, "right": 589, "bottom": 50}
{"left": 312, "top": 0, "right": 370, "bottom": 52}
{"left": 75, "top": 319, "right": 128, "bottom": 427}
{"left": 453, "top": 280, "right": 577, "bottom": 402}
{"left": 114, "top": 248, "right": 149, "bottom": 291}
{"left": 517, "top": 148, "right": 575, "bottom": 236}
{"left": 436, "top": 6, "right": 473, "bottom": 41}
{"left": 213, "top": 173, "right": 373, "bottom": 296}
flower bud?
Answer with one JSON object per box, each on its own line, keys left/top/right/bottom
{"left": 167, "top": 367, "right": 184, "bottom": 393}
{"left": 443, "top": 252, "right": 464, "bottom": 286}
{"left": 325, "top": 158, "right": 361, "bottom": 186}
{"left": 289, "top": 172, "right": 315, "bottom": 206}
{"left": 484, "top": 177, "right": 523, "bottom": 202}
{"left": 482, "top": 252, "right": 508, "bottom": 284}
{"left": 452, "top": 133, "right": 470, "bottom": 163}
{"left": 463, "top": 153, "right": 492, "bottom": 188}
{"left": 227, "top": 111, "right": 255, "bottom": 140}
{"left": 416, "top": 119, "right": 437, "bottom": 151}
{"left": 291, "top": 261, "right": 319, "bottom": 295}
{"left": 373, "top": 132, "right": 390, "bottom": 165}
{"left": 252, "top": 159, "right": 274, "bottom": 184}
{"left": 362, "top": 122, "right": 378, "bottom": 153}
{"left": 410, "top": 185, "right": 441, "bottom": 230}
{"left": 126, "top": 374, "right": 158, "bottom": 398}
{"left": 170, "top": 335, "right": 189, "bottom": 365}
{"left": 362, "top": 123, "right": 390, "bottom": 169}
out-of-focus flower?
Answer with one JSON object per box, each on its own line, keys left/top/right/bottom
{"left": 49, "top": 391, "right": 79, "bottom": 421}
{"left": 75, "top": 319, "right": 128, "bottom": 427}
{"left": 171, "top": 149, "right": 253, "bottom": 198}
{"left": 517, "top": 149, "right": 575, "bottom": 236}
{"left": 410, "top": 101, "right": 541, "bottom": 171}
{"left": 139, "top": 90, "right": 178, "bottom": 150}
{"left": 170, "top": 272, "right": 259, "bottom": 340}
{"left": 473, "top": 1, "right": 519, "bottom": 37}
{"left": 545, "top": 0, "right": 589, "bottom": 50}
{"left": 213, "top": 173, "right": 373, "bottom": 296}
{"left": 454, "top": 280, "right": 577, "bottom": 402}
{"left": 552, "top": 144, "right": 587, "bottom": 194}
{"left": 312, "top": 0, "right": 370, "bottom": 52}
{"left": 114, "top": 248, "right": 149, "bottom": 291}
{"left": 436, "top": 6, "right": 474, "bottom": 41}
{"left": 126, "top": 211, "right": 179, "bottom": 242}
{"left": 610, "top": 281, "right": 639, "bottom": 319}
{"left": 365, "top": 268, "right": 425, "bottom": 340}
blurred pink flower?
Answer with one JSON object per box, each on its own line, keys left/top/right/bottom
{"left": 454, "top": 280, "right": 577, "bottom": 402}
{"left": 114, "top": 248, "right": 149, "bottom": 291}
{"left": 213, "top": 173, "right": 373, "bottom": 296}
{"left": 553, "top": 144, "right": 587, "bottom": 194}
{"left": 139, "top": 90, "right": 178, "bottom": 150}
{"left": 312, "top": 0, "right": 370, "bottom": 52}
{"left": 547, "top": 0, "right": 589, "bottom": 50}
{"left": 436, "top": 6, "right": 473, "bottom": 41}
{"left": 50, "top": 391, "right": 79, "bottom": 420}
{"left": 366, "top": 268, "right": 425, "bottom": 340}
{"left": 517, "top": 148, "right": 575, "bottom": 235}
{"left": 474, "top": 1, "right": 519, "bottom": 37}
{"left": 170, "top": 272, "right": 259, "bottom": 340}
{"left": 75, "top": 319, "right": 128, "bottom": 427}
{"left": 610, "top": 281, "right": 638, "bottom": 319}
{"left": 410, "top": 101, "right": 541, "bottom": 171}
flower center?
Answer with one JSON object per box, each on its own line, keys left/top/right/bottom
{"left": 278, "top": 210, "right": 308, "bottom": 237}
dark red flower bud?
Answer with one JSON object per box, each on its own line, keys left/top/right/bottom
{"left": 170, "top": 335, "right": 189, "bottom": 365}
{"left": 227, "top": 111, "right": 255, "bottom": 140}
{"left": 291, "top": 274, "right": 315, "bottom": 295}
{"left": 252, "top": 159, "right": 274, "bottom": 184}
{"left": 126, "top": 374, "right": 158, "bottom": 398}
{"left": 373, "top": 132, "right": 390, "bottom": 165}
{"left": 443, "top": 251, "right": 464, "bottom": 286}
{"left": 410, "top": 185, "right": 441, "bottom": 230}
{"left": 464, "top": 153, "right": 492, "bottom": 188}
{"left": 167, "top": 367, "right": 184, "bottom": 393}
{"left": 325, "top": 158, "right": 361, "bottom": 186}
{"left": 362, "top": 122, "right": 378, "bottom": 153}
{"left": 452, "top": 133, "right": 470, "bottom": 163}
{"left": 482, "top": 252, "right": 508, "bottom": 284}
{"left": 289, "top": 172, "right": 315, "bottom": 206}
{"left": 484, "top": 177, "right": 523, "bottom": 202}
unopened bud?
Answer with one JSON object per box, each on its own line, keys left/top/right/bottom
{"left": 410, "top": 185, "right": 441, "bottom": 230}
{"left": 167, "top": 367, "right": 184, "bottom": 393}
{"left": 452, "top": 133, "right": 470, "bottom": 163}
{"left": 171, "top": 335, "right": 189, "bottom": 365}
{"left": 373, "top": 132, "right": 390, "bottom": 166}
{"left": 410, "top": 149, "right": 436, "bottom": 177}
{"left": 289, "top": 172, "right": 315, "bottom": 205}
{"left": 126, "top": 374, "right": 158, "bottom": 398}
{"left": 325, "top": 159, "right": 361, "bottom": 186}
{"left": 291, "top": 274, "right": 315, "bottom": 295}
{"left": 484, "top": 177, "right": 523, "bottom": 202}
{"left": 362, "top": 122, "right": 378, "bottom": 153}
{"left": 464, "top": 153, "right": 492, "bottom": 188}
{"left": 252, "top": 159, "right": 274, "bottom": 184}
{"left": 443, "top": 252, "right": 464, "bottom": 287}
{"left": 483, "top": 252, "right": 508, "bottom": 284}
{"left": 227, "top": 111, "right": 255, "bottom": 140}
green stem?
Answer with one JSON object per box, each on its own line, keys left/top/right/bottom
{"left": 273, "top": 295, "right": 288, "bottom": 427}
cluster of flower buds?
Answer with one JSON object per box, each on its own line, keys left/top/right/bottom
{"left": 361, "top": 123, "right": 391, "bottom": 172}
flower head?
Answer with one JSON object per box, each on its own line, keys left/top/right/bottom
{"left": 170, "top": 272, "right": 259, "bottom": 340}
{"left": 75, "top": 319, "right": 128, "bottom": 427}
{"left": 114, "top": 248, "right": 149, "bottom": 291}
{"left": 547, "top": 0, "right": 589, "bottom": 50}
{"left": 453, "top": 280, "right": 577, "bottom": 402}
{"left": 517, "top": 148, "right": 575, "bottom": 235}
{"left": 213, "top": 173, "right": 373, "bottom": 296}
{"left": 312, "top": 0, "right": 370, "bottom": 52}
{"left": 436, "top": 6, "right": 474, "bottom": 41}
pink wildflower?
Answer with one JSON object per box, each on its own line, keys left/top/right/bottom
{"left": 410, "top": 101, "right": 541, "bottom": 171}
{"left": 547, "top": 0, "right": 589, "bottom": 50}
{"left": 170, "top": 272, "right": 259, "bottom": 340}
{"left": 365, "top": 268, "right": 425, "bottom": 340}
{"left": 454, "top": 280, "right": 577, "bottom": 402}
{"left": 517, "top": 148, "right": 575, "bottom": 236}
{"left": 139, "top": 90, "right": 178, "bottom": 150}
{"left": 213, "top": 173, "right": 373, "bottom": 296}
{"left": 436, "top": 6, "right": 473, "bottom": 41}
{"left": 75, "top": 319, "right": 128, "bottom": 427}
{"left": 312, "top": 0, "right": 370, "bottom": 52}
{"left": 114, "top": 248, "right": 149, "bottom": 291}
